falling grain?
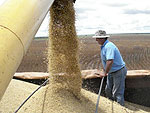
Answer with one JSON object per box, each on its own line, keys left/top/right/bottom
{"left": 48, "top": 0, "right": 82, "bottom": 98}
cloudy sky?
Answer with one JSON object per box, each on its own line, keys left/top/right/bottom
{"left": 36, "top": 0, "right": 150, "bottom": 36}
{"left": 1, "top": 0, "right": 150, "bottom": 36}
{"left": 74, "top": 0, "right": 150, "bottom": 35}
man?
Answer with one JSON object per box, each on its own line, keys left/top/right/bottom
{"left": 93, "top": 30, "right": 127, "bottom": 106}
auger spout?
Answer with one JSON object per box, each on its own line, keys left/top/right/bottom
{"left": 0, "top": 0, "right": 54, "bottom": 100}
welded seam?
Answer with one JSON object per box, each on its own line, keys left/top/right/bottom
{"left": 0, "top": 25, "right": 25, "bottom": 55}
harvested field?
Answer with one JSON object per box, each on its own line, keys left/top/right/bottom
{"left": 17, "top": 34, "right": 150, "bottom": 72}
{"left": 78, "top": 34, "right": 150, "bottom": 70}
{"left": 17, "top": 40, "right": 48, "bottom": 72}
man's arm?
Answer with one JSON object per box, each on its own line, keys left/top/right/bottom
{"left": 105, "top": 59, "right": 113, "bottom": 76}
{"left": 95, "top": 59, "right": 113, "bottom": 77}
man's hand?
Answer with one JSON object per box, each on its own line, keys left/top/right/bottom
{"left": 99, "top": 72, "right": 108, "bottom": 77}
{"left": 94, "top": 70, "right": 108, "bottom": 78}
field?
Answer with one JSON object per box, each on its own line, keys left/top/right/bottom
{"left": 17, "top": 33, "right": 150, "bottom": 72}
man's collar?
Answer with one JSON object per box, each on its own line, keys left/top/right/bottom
{"left": 101, "top": 40, "right": 109, "bottom": 47}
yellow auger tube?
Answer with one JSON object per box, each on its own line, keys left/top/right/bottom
{"left": 0, "top": 0, "right": 54, "bottom": 100}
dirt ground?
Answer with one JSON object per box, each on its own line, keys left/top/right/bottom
{"left": 17, "top": 34, "right": 150, "bottom": 72}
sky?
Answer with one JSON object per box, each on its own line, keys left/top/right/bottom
{"left": 1, "top": 0, "right": 150, "bottom": 36}
{"left": 74, "top": 0, "right": 150, "bottom": 35}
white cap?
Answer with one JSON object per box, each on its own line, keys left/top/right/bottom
{"left": 92, "top": 30, "right": 110, "bottom": 38}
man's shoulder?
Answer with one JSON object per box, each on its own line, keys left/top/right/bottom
{"left": 105, "top": 41, "right": 116, "bottom": 48}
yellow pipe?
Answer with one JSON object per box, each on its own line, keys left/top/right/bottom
{"left": 0, "top": 0, "right": 54, "bottom": 100}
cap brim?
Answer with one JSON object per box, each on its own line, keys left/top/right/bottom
{"left": 92, "top": 35, "right": 110, "bottom": 38}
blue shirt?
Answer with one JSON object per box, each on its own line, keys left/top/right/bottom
{"left": 101, "top": 40, "right": 125, "bottom": 73}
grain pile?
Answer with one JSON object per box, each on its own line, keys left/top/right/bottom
{"left": 0, "top": 80, "right": 149, "bottom": 113}
{"left": 0, "top": 79, "right": 38, "bottom": 113}
{"left": 9, "top": 0, "right": 150, "bottom": 113}
{"left": 17, "top": 86, "right": 150, "bottom": 113}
